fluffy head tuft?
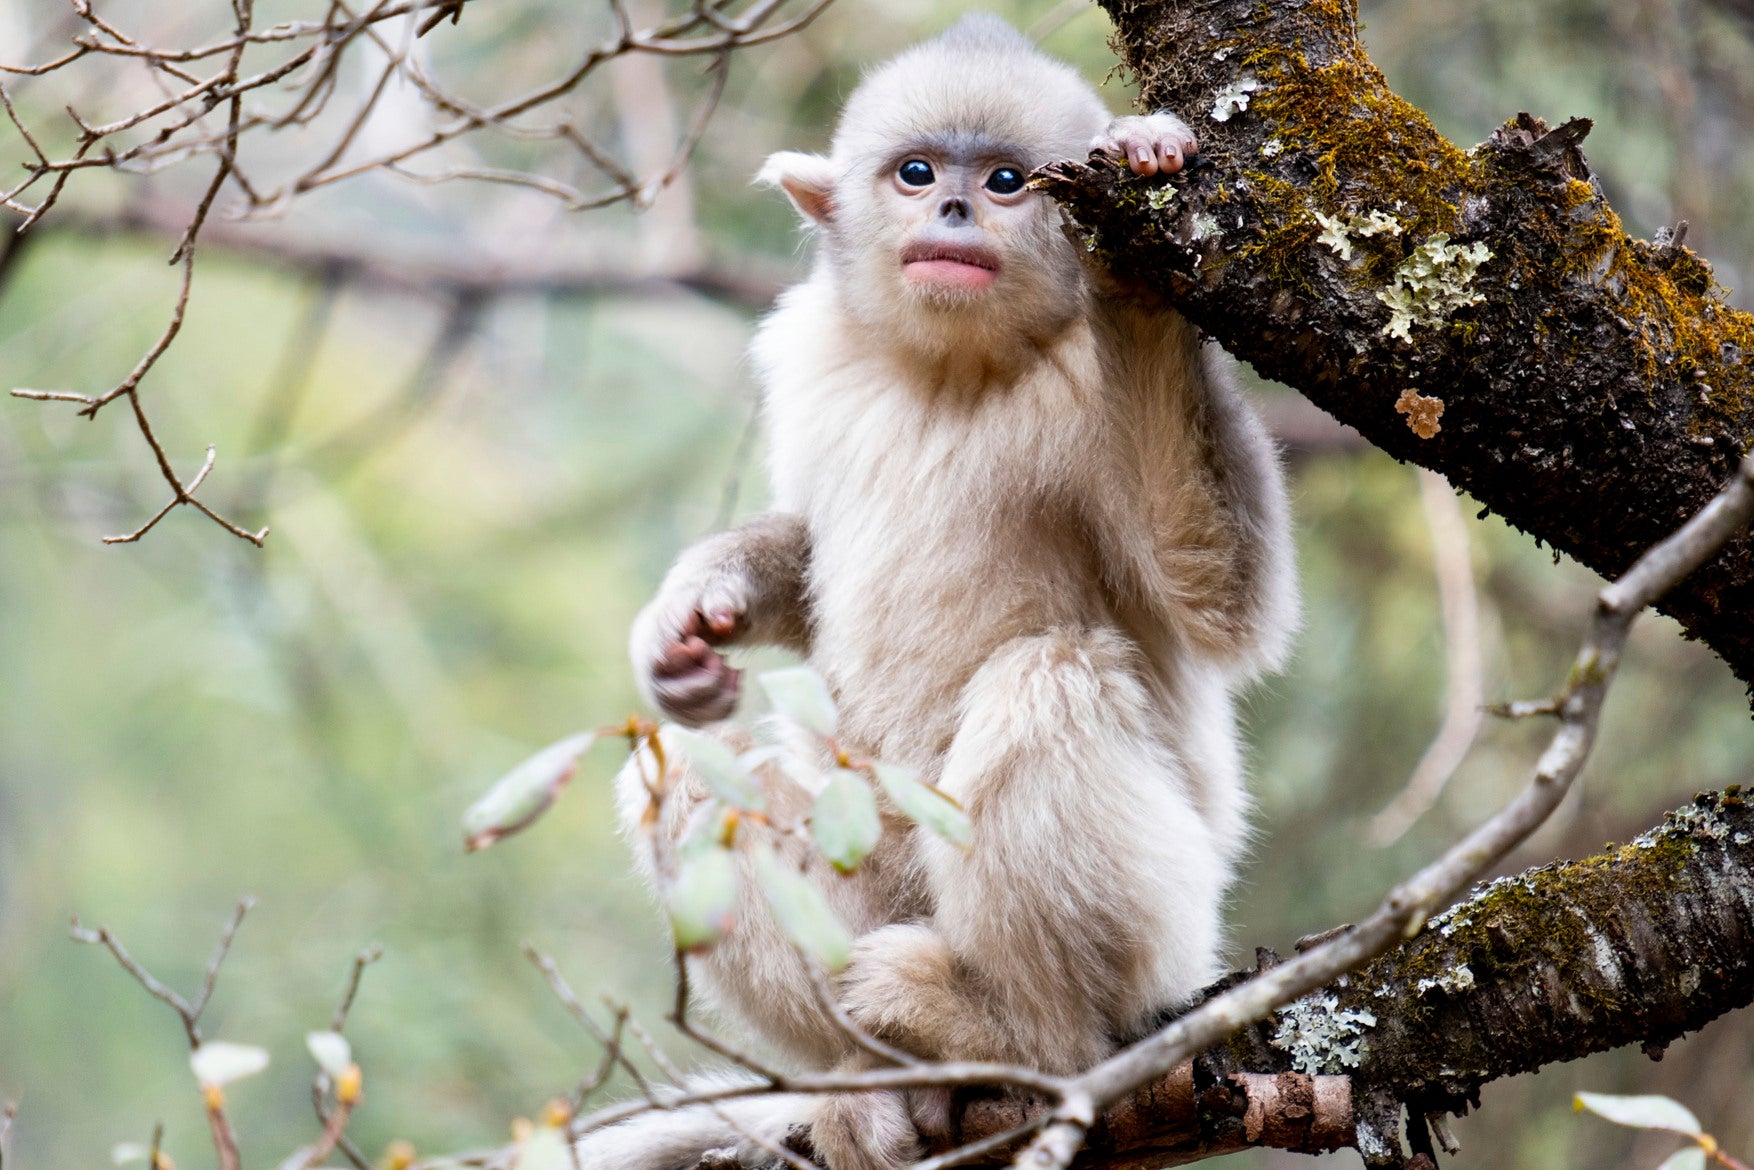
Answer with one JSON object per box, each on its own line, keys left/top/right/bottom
{"left": 830, "top": 15, "right": 1107, "bottom": 175}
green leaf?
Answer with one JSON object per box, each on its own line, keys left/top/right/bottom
{"left": 1656, "top": 1149, "right": 1708, "bottom": 1170}
{"left": 462, "top": 731, "right": 597, "bottom": 852}
{"left": 811, "top": 769, "right": 882, "bottom": 873}
{"left": 873, "top": 763, "right": 971, "bottom": 849}
{"left": 667, "top": 845, "right": 740, "bottom": 952}
{"left": 661, "top": 725, "right": 767, "bottom": 812}
{"left": 1573, "top": 1092, "right": 1703, "bottom": 1136}
{"left": 752, "top": 847, "right": 852, "bottom": 972}
{"left": 517, "top": 1125, "right": 573, "bottom": 1170}
{"left": 190, "top": 1041, "right": 270, "bottom": 1089}
{"left": 759, "top": 667, "right": 838, "bottom": 737}
{"left": 305, "top": 1031, "right": 352, "bottom": 1079}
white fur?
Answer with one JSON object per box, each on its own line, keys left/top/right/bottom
{"left": 614, "top": 15, "right": 1299, "bottom": 1169}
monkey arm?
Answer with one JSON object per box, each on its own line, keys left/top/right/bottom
{"left": 1089, "top": 301, "right": 1299, "bottom": 676}
{"left": 629, "top": 512, "right": 814, "bottom": 724}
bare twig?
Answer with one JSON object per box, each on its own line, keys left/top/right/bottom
{"left": 70, "top": 895, "right": 256, "bottom": 1047}
{"left": 331, "top": 943, "right": 385, "bottom": 1032}
{"left": 2, "top": 0, "right": 834, "bottom": 544}
{"left": 71, "top": 896, "right": 258, "bottom": 1170}
{"left": 523, "top": 944, "right": 663, "bottom": 1104}
{"left": 1007, "top": 454, "right": 1754, "bottom": 1168}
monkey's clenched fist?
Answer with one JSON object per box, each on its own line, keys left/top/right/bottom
{"left": 628, "top": 512, "right": 811, "bottom": 726}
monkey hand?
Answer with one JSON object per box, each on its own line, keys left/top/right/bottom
{"left": 630, "top": 578, "right": 749, "bottom": 726}
{"left": 1092, "top": 111, "right": 1198, "bottom": 177}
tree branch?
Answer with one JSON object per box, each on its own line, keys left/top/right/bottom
{"left": 1036, "top": 0, "right": 1754, "bottom": 693}
{"left": 756, "top": 788, "right": 1754, "bottom": 1169}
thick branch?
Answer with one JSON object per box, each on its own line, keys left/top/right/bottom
{"left": 763, "top": 789, "right": 1754, "bottom": 1168}
{"left": 1037, "top": 0, "right": 1754, "bottom": 690}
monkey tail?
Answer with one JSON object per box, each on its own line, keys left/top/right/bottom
{"left": 572, "top": 1074, "right": 812, "bottom": 1169}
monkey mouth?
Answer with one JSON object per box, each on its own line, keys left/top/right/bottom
{"left": 900, "top": 243, "right": 1001, "bottom": 291}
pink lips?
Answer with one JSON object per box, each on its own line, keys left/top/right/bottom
{"left": 901, "top": 243, "right": 1001, "bottom": 291}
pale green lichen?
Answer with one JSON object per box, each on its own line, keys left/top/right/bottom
{"left": 1437, "top": 913, "right": 1474, "bottom": 939}
{"left": 1379, "top": 233, "right": 1493, "bottom": 342}
{"left": 1261, "top": 137, "right": 1284, "bottom": 158}
{"left": 1313, "top": 208, "right": 1404, "bottom": 262}
{"left": 1212, "top": 76, "right": 1260, "bottom": 122}
{"left": 1414, "top": 964, "right": 1475, "bottom": 996}
{"left": 1270, "top": 994, "right": 1377, "bottom": 1074}
{"left": 1635, "top": 799, "right": 1734, "bottom": 846}
{"left": 1146, "top": 185, "right": 1177, "bottom": 211}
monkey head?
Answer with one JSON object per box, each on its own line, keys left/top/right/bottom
{"left": 756, "top": 16, "right": 1109, "bottom": 360}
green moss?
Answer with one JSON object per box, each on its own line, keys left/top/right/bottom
{"left": 1216, "top": 46, "right": 1486, "bottom": 302}
{"left": 1348, "top": 790, "right": 1747, "bottom": 1050}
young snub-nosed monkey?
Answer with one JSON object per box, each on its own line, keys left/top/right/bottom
{"left": 584, "top": 15, "right": 1298, "bottom": 1169}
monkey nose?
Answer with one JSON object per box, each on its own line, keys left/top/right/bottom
{"left": 937, "top": 197, "right": 971, "bottom": 223}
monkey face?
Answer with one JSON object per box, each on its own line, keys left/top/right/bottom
{"left": 826, "top": 130, "right": 1087, "bottom": 349}
{"left": 882, "top": 143, "right": 1034, "bottom": 299}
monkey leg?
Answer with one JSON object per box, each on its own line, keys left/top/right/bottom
{"left": 841, "top": 628, "right": 1234, "bottom": 1074}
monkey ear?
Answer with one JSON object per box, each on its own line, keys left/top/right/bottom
{"left": 756, "top": 151, "right": 837, "bottom": 226}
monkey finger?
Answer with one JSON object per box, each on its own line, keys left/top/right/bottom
{"left": 654, "top": 660, "right": 741, "bottom": 724}
{"left": 699, "top": 606, "right": 745, "bottom": 643}
{"left": 654, "top": 634, "right": 714, "bottom": 678}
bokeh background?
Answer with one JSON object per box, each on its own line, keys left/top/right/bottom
{"left": 1, "top": 1, "right": 1752, "bottom": 1166}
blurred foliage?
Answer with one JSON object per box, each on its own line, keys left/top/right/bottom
{"left": 0, "top": 0, "right": 1751, "bottom": 1168}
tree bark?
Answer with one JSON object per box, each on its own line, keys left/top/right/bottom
{"left": 1034, "top": 0, "right": 1754, "bottom": 693}
{"left": 762, "top": 790, "right": 1754, "bottom": 1168}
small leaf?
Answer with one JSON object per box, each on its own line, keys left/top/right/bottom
{"left": 752, "top": 847, "right": 852, "bottom": 972}
{"left": 111, "top": 1143, "right": 150, "bottom": 1166}
{"left": 759, "top": 667, "right": 838, "bottom": 737}
{"left": 811, "top": 769, "right": 882, "bottom": 873}
{"left": 667, "top": 845, "right": 740, "bottom": 951}
{"left": 190, "top": 1041, "right": 270, "bottom": 1089}
{"left": 305, "top": 1031, "right": 352, "bottom": 1080}
{"left": 1655, "top": 1148, "right": 1708, "bottom": 1170}
{"left": 1573, "top": 1092, "right": 1702, "bottom": 1136}
{"left": 463, "top": 731, "right": 597, "bottom": 851}
{"left": 516, "top": 1125, "right": 573, "bottom": 1170}
{"left": 661, "top": 725, "right": 767, "bottom": 812}
{"left": 873, "top": 763, "right": 972, "bottom": 849}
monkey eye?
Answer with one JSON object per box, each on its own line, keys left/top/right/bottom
{"left": 985, "top": 167, "right": 1025, "bottom": 195}
{"left": 898, "top": 159, "right": 935, "bottom": 187}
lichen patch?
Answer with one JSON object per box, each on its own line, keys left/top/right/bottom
{"left": 1379, "top": 233, "right": 1493, "bottom": 342}
{"left": 1271, "top": 993, "right": 1377, "bottom": 1074}
{"left": 1212, "top": 76, "right": 1260, "bottom": 122}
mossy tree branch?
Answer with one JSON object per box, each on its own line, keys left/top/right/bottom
{"left": 1036, "top": 0, "right": 1754, "bottom": 691}
{"left": 764, "top": 791, "right": 1754, "bottom": 1168}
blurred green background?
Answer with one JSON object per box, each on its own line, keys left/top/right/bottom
{"left": 1, "top": 1, "right": 1751, "bottom": 1167}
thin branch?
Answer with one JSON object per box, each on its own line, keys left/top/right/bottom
{"left": 523, "top": 944, "right": 662, "bottom": 1104}
{"left": 331, "top": 943, "right": 384, "bottom": 1031}
{"left": 1, "top": 0, "right": 833, "bottom": 545}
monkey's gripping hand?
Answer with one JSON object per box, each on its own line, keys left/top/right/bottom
{"left": 630, "top": 513, "right": 812, "bottom": 726}
{"left": 1092, "top": 111, "right": 1198, "bottom": 177}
